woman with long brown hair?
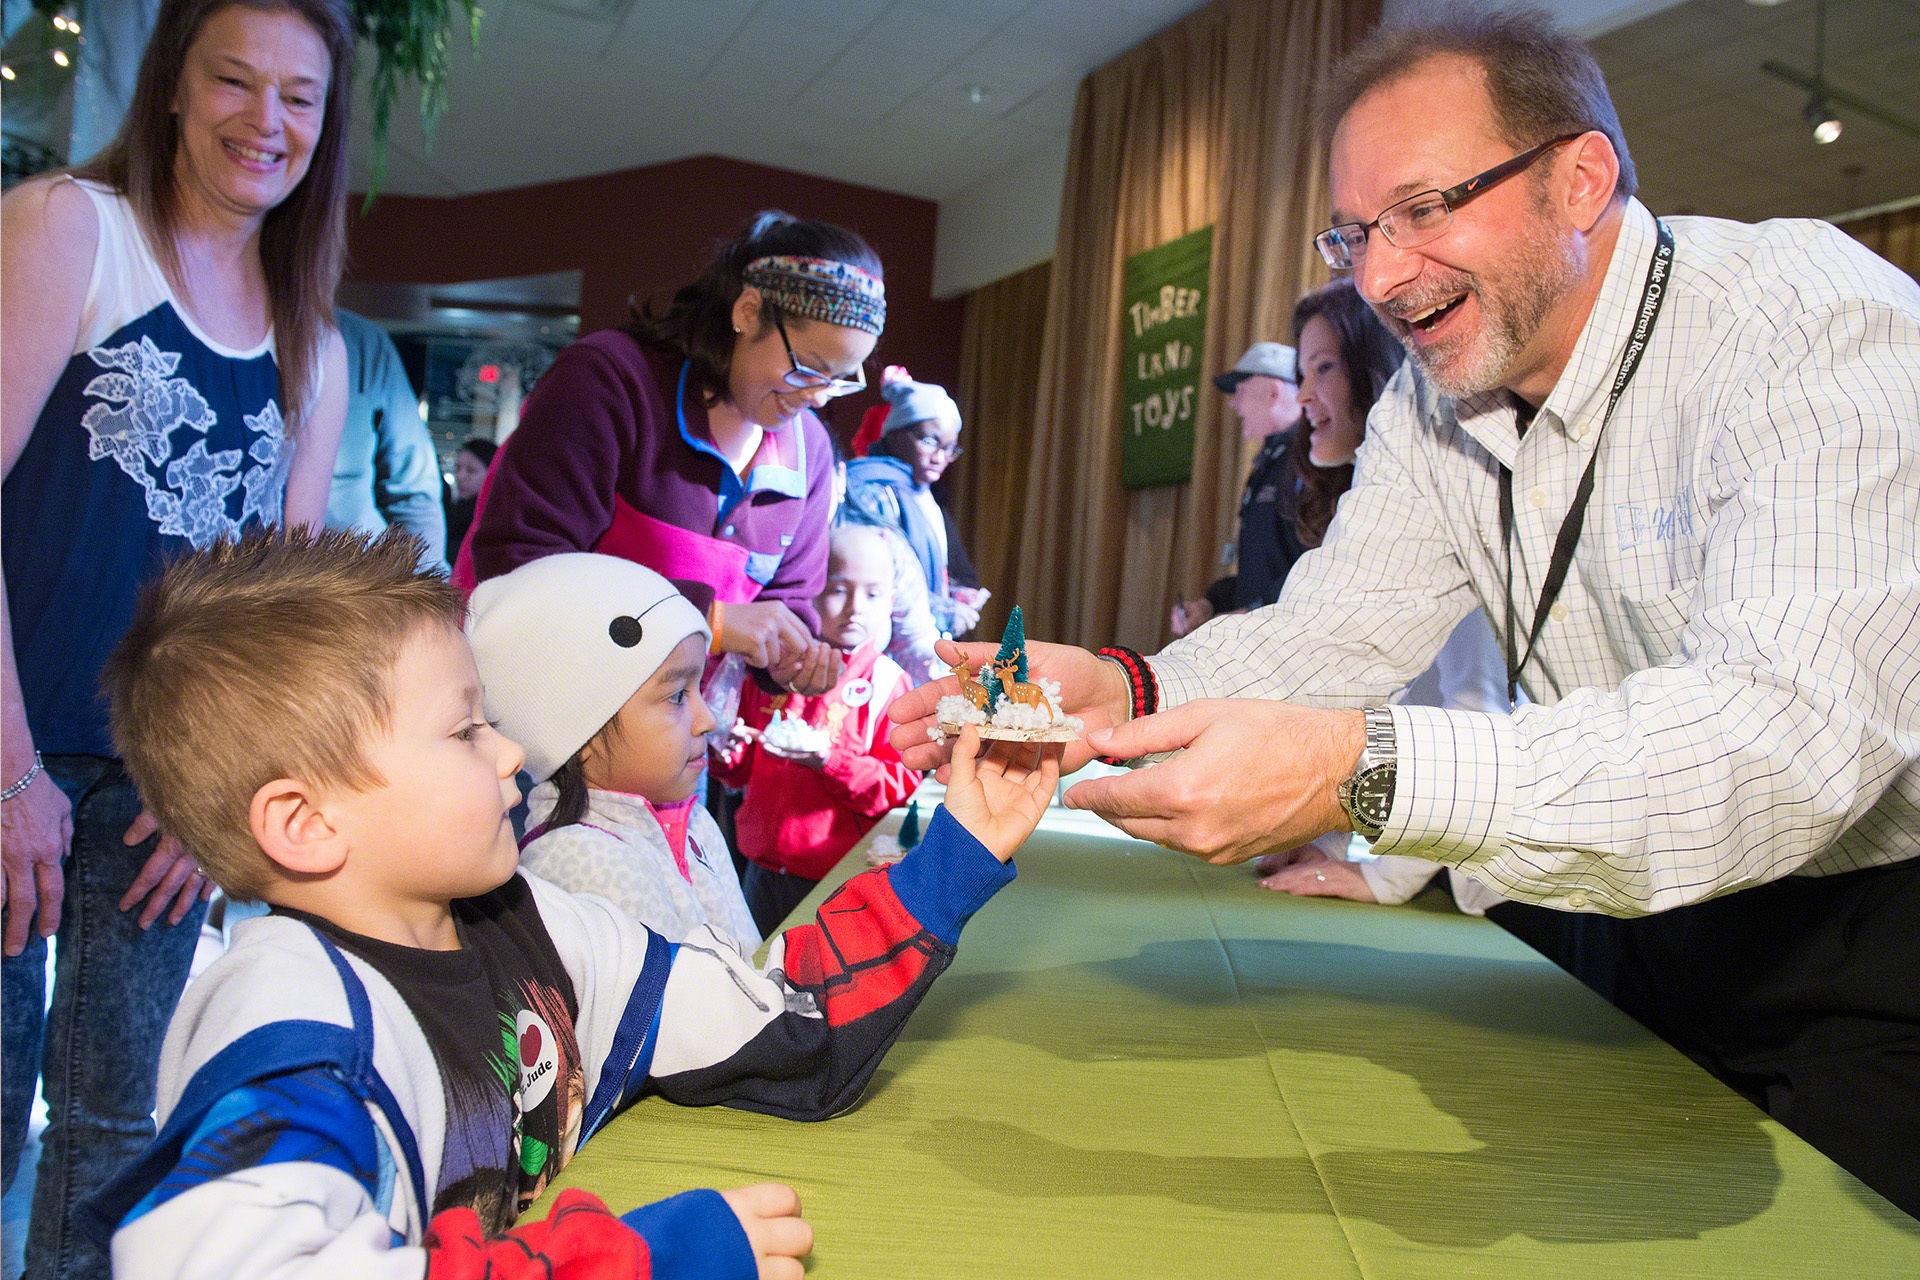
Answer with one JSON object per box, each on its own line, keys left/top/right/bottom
{"left": 0, "top": 1, "right": 351, "bottom": 1270}
{"left": 1287, "top": 276, "right": 1408, "bottom": 546}
{"left": 1256, "top": 280, "right": 1508, "bottom": 912}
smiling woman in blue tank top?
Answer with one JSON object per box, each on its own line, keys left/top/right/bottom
{"left": 0, "top": 1, "right": 353, "bottom": 1272}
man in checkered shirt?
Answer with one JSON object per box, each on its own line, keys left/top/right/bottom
{"left": 894, "top": 6, "right": 1919, "bottom": 1218}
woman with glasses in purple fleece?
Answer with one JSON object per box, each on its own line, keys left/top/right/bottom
{"left": 453, "top": 211, "right": 886, "bottom": 701}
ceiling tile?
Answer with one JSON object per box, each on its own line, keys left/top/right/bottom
{"left": 859, "top": 6, "right": 1008, "bottom": 56}
{"left": 1680, "top": 0, "right": 1803, "bottom": 35}
{"left": 1606, "top": 65, "right": 1723, "bottom": 120}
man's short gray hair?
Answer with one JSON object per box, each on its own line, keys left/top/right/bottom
{"left": 1318, "top": 3, "right": 1637, "bottom": 200}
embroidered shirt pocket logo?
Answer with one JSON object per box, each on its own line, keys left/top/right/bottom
{"left": 1614, "top": 487, "right": 1696, "bottom": 552}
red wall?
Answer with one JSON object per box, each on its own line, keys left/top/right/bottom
{"left": 346, "top": 154, "right": 962, "bottom": 438}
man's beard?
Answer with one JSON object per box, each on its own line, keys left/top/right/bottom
{"left": 1376, "top": 227, "right": 1581, "bottom": 399}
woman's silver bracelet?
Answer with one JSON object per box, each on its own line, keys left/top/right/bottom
{"left": 2, "top": 752, "right": 44, "bottom": 803}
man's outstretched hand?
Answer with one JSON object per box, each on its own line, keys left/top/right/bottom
{"left": 887, "top": 639, "right": 1130, "bottom": 776}
{"left": 1063, "top": 700, "right": 1364, "bottom": 866}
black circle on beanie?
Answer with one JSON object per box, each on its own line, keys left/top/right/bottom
{"left": 609, "top": 616, "right": 644, "bottom": 648}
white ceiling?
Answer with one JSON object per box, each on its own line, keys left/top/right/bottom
{"left": 346, "top": 0, "right": 1710, "bottom": 296}
{"left": 1590, "top": 0, "right": 1920, "bottom": 224}
{"left": 346, "top": 0, "right": 1216, "bottom": 201}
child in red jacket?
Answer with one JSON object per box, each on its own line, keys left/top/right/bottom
{"left": 714, "top": 523, "right": 922, "bottom": 932}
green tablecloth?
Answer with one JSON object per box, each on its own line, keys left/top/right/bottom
{"left": 536, "top": 802, "right": 1920, "bottom": 1277}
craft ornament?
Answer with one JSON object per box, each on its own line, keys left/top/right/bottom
{"left": 933, "top": 605, "right": 1083, "bottom": 743}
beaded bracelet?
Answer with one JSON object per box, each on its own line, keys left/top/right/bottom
{"left": 1095, "top": 646, "right": 1159, "bottom": 765}
{"left": 2, "top": 752, "right": 44, "bottom": 803}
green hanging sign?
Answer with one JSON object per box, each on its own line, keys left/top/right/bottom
{"left": 1118, "top": 225, "right": 1212, "bottom": 489}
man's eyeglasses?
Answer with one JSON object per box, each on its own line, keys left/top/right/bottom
{"left": 1314, "top": 132, "right": 1587, "bottom": 270}
{"left": 771, "top": 306, "right": 867, "bottom": 398}
{"left": 911, "top": 432, "right": 962, "bottom": 460}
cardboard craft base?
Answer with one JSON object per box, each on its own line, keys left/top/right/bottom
{"left": 938, "top": 720, "right": 1083, "bottom": 743}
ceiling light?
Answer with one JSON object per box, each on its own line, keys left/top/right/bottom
{"left": 51, "top": 49, "right": 68, "bottom": 67}
{"left": 51, "top": 13, "right": 67, "bottom": 29}
{"left": 1, "top": 65, "right": 13, "bottom": 80}
{"left": 962, "top": 84, "right": 989, "bottom": 106}
{"left": 1807, "top": 96, "right": 1842, "bottom": 143}
{"left": 1763, "top": 61, "right": 1920, "bottom": 142}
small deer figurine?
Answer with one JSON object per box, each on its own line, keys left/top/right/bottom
{"left": 992, "top": 657, "right": 1051, "bottom": 712}
{"left": 952, "top": 657, "right": 990, "bottom": 712}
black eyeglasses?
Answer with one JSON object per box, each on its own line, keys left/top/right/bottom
{"left": 769, "top": 306, "right": 867, "bottom": 398}
{"left": 1314, "top": 132, "right": 1587, "bottom": 270}
{"left": 911, "top": 431, "right": 962, "bottom": 460}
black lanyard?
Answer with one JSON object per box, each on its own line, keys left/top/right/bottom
{"left": 1499, "top": 219, "right": 1674, "bottom": 706}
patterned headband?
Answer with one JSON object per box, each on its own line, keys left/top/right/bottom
{"left": 742, "top": 255, "right": 887, "bottom": 336}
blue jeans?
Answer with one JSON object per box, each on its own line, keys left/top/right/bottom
{"left": 0, "top": 756, "right": 205, "bottom": 1280}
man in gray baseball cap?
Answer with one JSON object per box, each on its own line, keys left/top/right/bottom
{"left": 1211, "top": 340, "right": 1298, "bottom": 393}
{"left": 1172, "top": 342, "right": 1308, "bottom": 637}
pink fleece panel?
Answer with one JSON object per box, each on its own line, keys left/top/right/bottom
{"left": 595, "top": 502, "right": 762, "bottom": 606}
{"left": 644, "top": 796, "right": 698, "bottom": 882}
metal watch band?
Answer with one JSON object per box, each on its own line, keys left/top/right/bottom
{"left": 1338, "top": 708, "right": 1397, "bottom": 840}
{"left": 1363, "top": 706, "right": 1395, "bottom": 762}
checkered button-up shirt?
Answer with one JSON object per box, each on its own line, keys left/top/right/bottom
{"left": 1150, "top": 199, "right": 1920, "bottom": 916}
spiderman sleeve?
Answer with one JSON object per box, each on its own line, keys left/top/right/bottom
{"left": 426, "top": 1186, "right": 754, "bottom": 1280}
{"left": 639, "top": 806, "right": 1013, "bottom": 1121}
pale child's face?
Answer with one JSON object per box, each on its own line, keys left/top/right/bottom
{"left": 582, "top": 634, "right": 717, "bottom": 805}
{"left": 334, "top": 624, "right": 526, "bottom": 904}
{"left": 816, "top": 532, "right": 894, "bottom": 651}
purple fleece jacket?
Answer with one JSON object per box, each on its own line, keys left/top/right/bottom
{"left": 467, "top": 332, "right": 833, "bottom": 630}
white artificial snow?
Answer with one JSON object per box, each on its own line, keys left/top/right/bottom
{"left": 930, "top": 694, "right": 988, "bottom": 741}
{"left": 935, "top": 673, "right": 1082, "bottom": 738}
{"left": 760, "top": 709, "right": 832, "bottom": 755}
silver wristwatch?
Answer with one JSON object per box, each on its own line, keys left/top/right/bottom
{"left": 1336, "top": 707, "right": 1396, "bottom": 841}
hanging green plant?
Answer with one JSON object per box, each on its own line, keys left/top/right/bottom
{"left": 351, "top": 0, "right": 483, "bottom": 205}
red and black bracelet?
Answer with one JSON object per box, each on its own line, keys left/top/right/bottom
{"left": 1096, "top": 645, "right": 1159, "bottom": 765}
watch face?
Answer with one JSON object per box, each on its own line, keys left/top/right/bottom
{"left": 1352, "top": 766, "right": 1396, "bottom": 825}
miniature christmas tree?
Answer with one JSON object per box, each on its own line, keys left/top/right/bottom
{"left": 898, "top": 799, "right": 922, "bottom": 851}
{"left": 981, "top": 605, "right": 1028, "bottom": 706}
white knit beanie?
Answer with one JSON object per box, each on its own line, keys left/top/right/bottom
{"left": 466, "top": 554, "right": 710, "bottom": 783}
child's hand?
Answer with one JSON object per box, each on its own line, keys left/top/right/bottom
{"left": 762, "top": 741, "right": 831, "bottom": 771}
{"left": 942, "top": 724, "right": 1061, "bottom": 862}
{"left": 710, "top": 719, "right": 758, "bottom": 767}
{"left": 719, "top": 1182, "right": 813, "bottom": 1280}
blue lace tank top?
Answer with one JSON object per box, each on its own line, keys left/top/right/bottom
{"left": 2, "top": 179, "right": 294, "bottom": 755}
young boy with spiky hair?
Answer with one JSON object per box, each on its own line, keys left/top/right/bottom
{"left": 86, "top": 528, "right": 1057, "bottom": 1279}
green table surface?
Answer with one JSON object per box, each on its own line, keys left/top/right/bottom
{"left": 536, "top": 795, "right": 1920, "bottom": 1277}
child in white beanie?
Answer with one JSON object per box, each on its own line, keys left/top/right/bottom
{"left": 466, "top": 553, "right": 761, "bottom": 952}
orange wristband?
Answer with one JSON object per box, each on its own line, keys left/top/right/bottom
{"left": 708, "top": 600, "right": 725, "bottom": 655}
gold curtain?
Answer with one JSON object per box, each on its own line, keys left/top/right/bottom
{"left": 1837, "top": 205, "right": 1920, "bottom": 281}
{"left": 1001, "top": 0, "right": 1377, "bottom": 652}
{"left": 949, "top": 259, "right": 1053, "bottom": 645}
